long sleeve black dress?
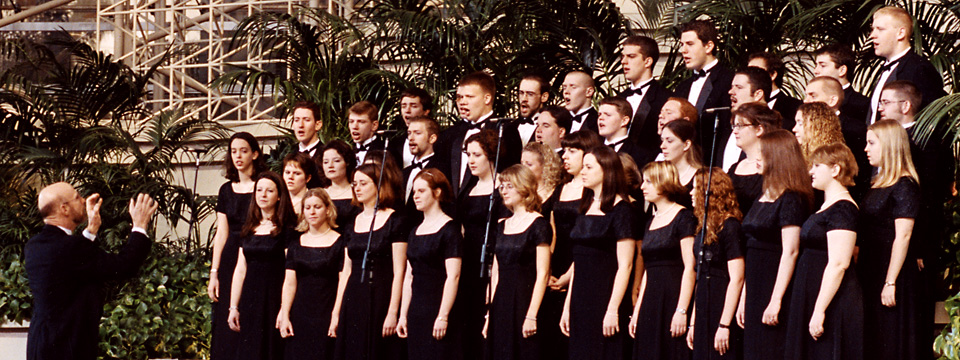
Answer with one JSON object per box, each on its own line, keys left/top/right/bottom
{"left": 335, "top": 212, "right": 406, "bottom": 360}
{"left": 740, "top": 191, "right": 808, "bottom": 360}
{"left": 858, "top": 177, "right": 921, "bottom": 360}
{"left": 283, "top": 234, "right": 344, "bottom": 360}
{"left": 486, "top": 216, "right": 552, "bottom": 360}
{"left": 633, "top": 207, "right": 697, "bottom": 360}
{"left": 211, "top": 182, "right": 252, "bottom": 359}
{"left": 692, "top": 218, "right": 744, "bottom": 360}
{"left": 568, "top": 201, "right": 634, "bottom": 360}
{"left": 784, "top": 200, "right": 863, "bottom": 360}
{"left": 406, "top": 220, "right": 463, "bottom": 360}
{"left": 237, "top": 229, "right": 294, "bottom": 360}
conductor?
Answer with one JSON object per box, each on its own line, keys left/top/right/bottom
{"left": 25, "top": 183, "right": 158, "bottom": 360}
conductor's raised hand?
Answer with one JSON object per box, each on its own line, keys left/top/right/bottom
{"left": 85, "top": 193, "right": 102, "bottom": 234}
{"left": 129, "top": 193, "right": 158, "bottom": 229}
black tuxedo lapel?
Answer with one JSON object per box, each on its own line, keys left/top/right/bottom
{"left": 624, "top": 81, "right": 672, "bottom": 156}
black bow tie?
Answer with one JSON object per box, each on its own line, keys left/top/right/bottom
{"left": 464, "top": 120, "right": 486, "bottom": 131}
{"left": 621, "top": 83, "right": 650, "bottom": 98}
{"left": 880, "top": 58, "right": 902, "bottom": 73}
{"left": 518, "top": 117, "right": 535, "bottom": 125}
{"left": 572, "top": 113, "right": 585, "bottom": 123}
{"left": 355, "top": 143, "right": 370, "bottom": 152}
{"left": 606, "top": 138, "right": 627, "bottom": 148}
{"left": 692, "top": 69, "right": 710, "bottom": 79}
{"left": 409, "top": 161, "right": 425, "bottom": 170}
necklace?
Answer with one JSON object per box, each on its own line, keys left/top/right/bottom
{"left": 655, "top": 203, "right": 678, "bottom": 217}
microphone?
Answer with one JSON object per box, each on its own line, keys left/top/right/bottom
{"left": 489, "top": 117, "right": 520, "bottom": 126}
{"left": 376, "top": 129, "right": 403, "bottom": 135}
{"left": 704, "top": 107, "right": 731, "bottom": 114}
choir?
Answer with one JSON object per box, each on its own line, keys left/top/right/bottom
{"left": 207, "top": 6, "right": 951, "bottom": 360}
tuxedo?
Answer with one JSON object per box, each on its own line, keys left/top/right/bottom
{"left": 838, "top": 111, "right": 870, "bottom": 200}
{"left": 505, "top": 114, "right": 539, "bottom": 147}
{"left": 674, "top": 63, "right": 735, "bottom": 166}
{"left": 435, "top": 117, "right": 522, "bottom": 195}
{"left": 401, "top": 154, "right": 441, "bottom": 232}
{"left": 610, "top": 138, "right": 657, "bottom": 170}
{"left": 354, "top": 136, "right": 386, "bottom": 165}
{"left": 386, "top": 119, "right": 413, "bottom": 168}
{"left": 25, "top": 225, "right": 152, "bottom": 360}
{"left": 770, "top": 90, "right": 802, "bottom": 131}
{"left": 619, "top": 79, "right": 673, "bottom": 159}
{"left": 298, "top": 140, "right": 325, "bottom": 188}
{"left": 570, "top": 107, "right": 599, "bottom": 134}
{"left": 842, "top": 86, "right": 870, "bottom": 126}
{"left": 868, "top": 50, "right": 946, "bottom": 124}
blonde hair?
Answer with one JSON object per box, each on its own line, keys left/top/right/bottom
{"left": 296, "top": 188, "right": 338, "bottom": 231}
{"left": 797, "top": 102, "right": 845, "bottom": 164}
{"left": 498, "top": 164, "right": 542, "bottom": 212}
{"left": 874, "top": 6, "right": 914, "bottom": 38}
{"left": 641, "top": 161, "right": 686, "bottom": 203}
{"left": 522, "top": 142, "right": 563, "bottom": 194}
{"left": 868, "top": 120, "right": 919, "bottom": 188}
{"left": 810, "top": 143, "right": 859, "bottom": 187}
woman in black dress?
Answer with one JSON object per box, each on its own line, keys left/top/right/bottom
{"left": 227, "top": 171, "right": 298, "bottom": 360}
{"left": 561, "top": 146, "right": 635, "bottom": 360}
{"left": 727, "top": 103, "right": 781, "bottom": 215}
{"left": 685, "top": 169, "right": 744, "bottom": 359}
{"left": 859, "top": 120, "right": 922, "bottom": 360}
{"left": 484, "top": 165, "right": 552, "bottom": 359}
{"left": 276, "top": 189, "right": 344, "bottom": 360}
{"left": 455, "top": 129, "right": 510, "bottom": 359}
{"left": 661, "top": 120, "right": 702, "bottom": 208}
{"left": 335, "top": 163, "right": 407, "bottom": 360}
{"left": 209, "top": 132, "right": 266, "bottom": 359}
{"left": 521, "top": 142, "right": 563, "bottom": 207}
{"left": 542, "top": 130, "right": 603, "bottom": 360}
{"left": 739, "top": 130, "right": 812, "bottom": 360}
{"left": 629, "top": 161, "right": 696, "bottom": 360}
{"left": 397, "top": 169, "right": 463, "bottom": 360}
{"left": 784, "top": 143, "right": 863, "bottom": 360}
{"left": 322, "top": 140, "right": 359, "bottom": 231}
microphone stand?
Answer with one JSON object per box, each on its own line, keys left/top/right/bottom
{"left": 186, "top": 146, "right": 207, "bottom": 253}
{"left": 694, "top": 108, "right": 724, "bottom": 324}
{"left": 360, "top": 133, "right": 391, "bottom": 284}
{"left": 479, "top": 118, "right": 509, "bottom": 280}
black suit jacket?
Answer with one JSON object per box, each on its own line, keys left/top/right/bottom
{"left": 25, "top": 225, "right": 152, "bottom": 360}
{"left": 620, "top": 80, "right": 673, "bottom": 158}
{"left": 869, "top": 51, "right": 946, "bottom": 122}
{"left": 435, "top": 118, "right": 522, "bottom": 195}
{"left": 614, "top": 139, "right": 657, "bottom": 170}
{"left": 401, "top": 155, "right": 441, "bottom": 233}
{"left": 572, "top": 107, "right": 599, "bottom": 134}
{"left": 842, "top": 86, "right": 870, "bottom": 126}
{"left": 300, "top": 141, "right": 325, "bottom": 188}
{"left": 772, "top": 91, "right": 802, "bottom": 131}
{"left": 355, "top": 137, "right": 386, "bottom": 164}
{"left": 838, "top": 112, "right": 870, "bottom": 200}
{"left": 674, "top": 64, "right": 735, "bottom": 166}
{"left": 906, "top": 126, "right": 952, "bottom": 263}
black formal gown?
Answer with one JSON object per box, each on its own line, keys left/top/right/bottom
{"left": 486, "top": 217, "right": 552, "bottom": 360}
{"left": 634, "top": 208, "right": 697, "bottom": 360}
{"left": 741, "top": 191, "right": 808, "bottom": 360}
{"left": 212, "top": 182, "right": 252, "bottom": 359}
{"left": 336, "top": 212, "right": 406, "bottom": 360}
{"left": 857, "top": 177, "right": 921, "bottom": 360}
{"left": 284, "top": 234, "right": 344, "bottom": 360}
{"left": 331, "top": 198, "right": 360, "bottom": 234}
{"left": 541, "top": 189, "right": 579, "bottom": 360}
{"left": 237, "top": 229, "right": 294, "bottom": 360}
{"left": 406, "top": 221, "right": 463, "bottom": 360}
{"left": 785, "top": 200, "right": 863, "bottom": 360}
{"left": 727, "top": 160, "right": 763, "bottom": 216}
{"left": 692, "top": 218, "right": 744, "bottom": 360}
{"left": 455, "top": 181, "right": 510, "bottom": 360}
{"left": 568, "top": 201, "right": 634, "bottom": 360}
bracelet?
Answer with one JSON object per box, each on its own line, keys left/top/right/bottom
{"left": 437, "top": 316, "right": 448, "bottom": 322}
{"left": 606, "top": 312, "right": 618, "bottom": 317}
{"left": 525, "top": 316, "right": 537, "bottom": 322}
{"left": 687, "top": 325, "right": 694, "bottom": 329}
{"left": 210, "top": 268, "right": 218, "bottom": 273}
{"left": 718, "top": 323, "right": 730, "bottom": 329}
{"left": 484, "top": 314, "right": 489, "bottom": 319}
{"left": 884, "top": 281, "right": 896, "bottom": 287}
{"left": 229, "top": 306, "right": 238, "bottom": 311}
{"left": 676, "top": 308, "right": 687, "bottom": 315}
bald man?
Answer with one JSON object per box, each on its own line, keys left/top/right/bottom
{"left": 562, "top": 71, "right": 599, "bottom": 133}
{"left": 25, "top": 183, "right": 157, "bottom": 360}
{"left": 804, "top": 76, "right": 870, "bottom": 199}
{"left": 867, "top": 6, "right": 945, "bottom": 124}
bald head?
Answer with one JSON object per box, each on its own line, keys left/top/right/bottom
{"left": 563, "top": 71, "right": 596, "bottom": 112}
{"left": 804, "top": 76, "right": 845, "bottom": 110}
{"left": 38, "top": 182, "right": 85, "bottom": 227}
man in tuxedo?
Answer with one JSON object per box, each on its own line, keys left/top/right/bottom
{"left": 721, "top": 67, "right": 770, "bottom": 171}
{"left": 673, "top": 19, "right": 735, "bottom": 166}
{"left": 402, "top": 116, "right": 441, "bottom": 224}
{"left": 513, "top": 73, "right": 550, "bottom": 146}
{"left": 435, "top": 71, "right": 521, "bottom": 195}
{"left": 348, "top": 100, "right": 385, "bottom": 165}
{"left": 562, "top": 71, "right": 598, "bottom": 133}
{"left": 535, "top": 105, "right": 572, "bottom": 156}
{"left": 388, "top": 87, "right": 433, "bottom": 168}
{"left": 867, "top": 6, "right": 946, "bottom": 124}
{"left": 598, "top": 97, "right": 653, "bottom": 167}
{"left": 813, "top": 44, "right": 871, "bottom": 124}
{"left": 748, "top": 52, "right": 802, "bottom": 130}
{"left": 620, "top": 35, "right": 673, "bottom": 158}
{"left": 25, "top": 184, "right": 157, "bottom": 360}
{"left": 289, "top": 102, "right": 325, "bottom": 188}
{"left": 803, "top": 76, "right": 870, "bottom": 198}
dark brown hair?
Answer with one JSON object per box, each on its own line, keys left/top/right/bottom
{"left": 623, "top": 35, "right": 660, "bottom": 64}
{"left": 882, "top": 80, "right": 922, "bottom": 116}
{"left": 413, "top": 168, "right": 454, "bottom": 204}
{"left": 814, "top": 44, "right": 856, "bottom": 81}
{"left": 736, "top": 66, "right": 773, "bottom": 100}
{"left": 759, "top": 129, "right": 813, "bottom": 206}
{"left": 401, "top": 87, "right": 434, "bottom": 112}
{"left": 292, "top": 101, "right": 322, "bottom": 121}
{"left": 352, "top": 163, "right": 398, "bottom": 209}
{"left": 321, "top": 140, "right": 356, "bottom": 183}
{"left": 679, "top": 20, "right": 719, "bottom": 54}
{"left": 459, "top": 71, "right": 496, "bottom": 96}
{"left": 349, "top": 100, "right": 379, "bottom": 123}
{"left": 242, "top": 171, "right": 298, "bottom": 237}
{"left": 579, "top": 146, "right": 630, "bottom": 214}
{"left": 224, "top": 132, "right": 267, "bottom": 182}
{"left": 283, "top": 152, "right": 323, "bottom": 188}
{"left": 747, "top": 52, "right": 786, "bottom": 86}
{"left": 732, "top": 102, "right": 782, "bottom": 131}
{"left": 464, "top": 129, "right": 506, "bottom": 170}
{"left": 599, "top": 96, "right": 633, "bottom": 119}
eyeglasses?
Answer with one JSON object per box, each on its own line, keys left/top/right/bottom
{"left": 731, "top": 123, "right": 756, "bottom": 130}
{"left": 497, "top": 183, "right": 516, "bottom": 191}
{"left": 878, "top": 99, "right": 906, "bottom": 109}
